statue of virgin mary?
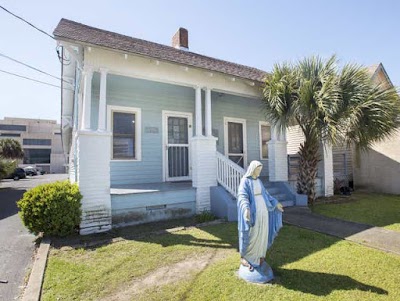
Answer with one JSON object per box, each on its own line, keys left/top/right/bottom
{"left": 237, "top": 160, "right": 283, "bottom": 283}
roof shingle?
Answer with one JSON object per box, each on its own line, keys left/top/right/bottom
{"left": 53, "top": 19, "right": 267, "bottom": 82}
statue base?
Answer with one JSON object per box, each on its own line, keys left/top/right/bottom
{"left": 238, "top": 261, "right": 274, "bottom": 284}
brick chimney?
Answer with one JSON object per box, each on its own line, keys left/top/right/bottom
{"left": 172, "top": 28, "right": 189, "bottom": 50}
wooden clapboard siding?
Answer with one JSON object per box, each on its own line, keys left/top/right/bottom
{"left": 211, "top": 93, "right": 270, "bottom": 176}
{"left": 332, "top": 143, "right": 353, "bottom": 182}
{"left": 90, "top": 73, "right": 196, "bottom": 185}
{"left": 287, "top": 125, "right": 305, "bottom": 155}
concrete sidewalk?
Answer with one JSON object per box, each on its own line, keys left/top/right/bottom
{"left": 283, "top": 207, "right": 400, "bottom": 256}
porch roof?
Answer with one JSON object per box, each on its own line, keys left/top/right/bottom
{"left": 53, "top": 19, "right": 267, "bottom": 83}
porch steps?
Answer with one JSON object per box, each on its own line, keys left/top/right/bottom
{"left": 211, "top": 180, "right": 305, "bottom": 221}
{"left": 281, "top": 200, "right": 295, "bottom": 207}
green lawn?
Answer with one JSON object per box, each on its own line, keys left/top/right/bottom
{"left": 42, "top": 222, "right": 400, "bottom": 301}
{"left": 313, "top": 193, "right": 400, "bottom": 232}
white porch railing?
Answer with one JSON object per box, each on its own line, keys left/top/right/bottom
{"left": 216, "top": 151, "right": 245, "bottom": 197}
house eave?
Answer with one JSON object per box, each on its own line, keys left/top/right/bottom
{"left": 54, "top": 36, "right": 265, "bottom": 86}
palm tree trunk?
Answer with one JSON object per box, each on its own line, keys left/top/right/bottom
{"left": 296, "top": 138, "right": 319, "bottom": 205}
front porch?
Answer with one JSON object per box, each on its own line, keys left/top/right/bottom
{"left": 110, "top": 181, "right": 196, "bottom": 227}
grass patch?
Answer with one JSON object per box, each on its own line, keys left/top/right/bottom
{"left": 42, "top": 223, "right": 400, "bottom": 301}
{"left": 313, "top": 192, "right": 400, "bottom": 232}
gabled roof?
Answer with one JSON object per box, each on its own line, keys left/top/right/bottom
{"left": 53, "top": 19, "right": 267, "bottom": 83}
{"left": 367, "top": 63, "right": 394, "bottom": 87}
{"left": 366, "top": 64, "right": 380, "bottom": 77}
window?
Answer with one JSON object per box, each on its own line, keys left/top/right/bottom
{"left": 108, "top": 106, "right": 141, "bottom": 160}
{"left": 23, "top": 149, "right": 51, "bottom": 164}
{"left": 259, "top": 122, "right": 271, "bottom": 160}
{"left": 23, "top": 139, "right": 51, "bottom": 146}
{"left": 0, "top": 124, "right": 26, "bottom": 131}
{"left": 0, "top": 133, "right": 20, "bottom": 137}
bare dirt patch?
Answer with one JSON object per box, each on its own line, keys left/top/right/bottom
{"left": 100, "top": 249, "right": 229, "bottom": 301}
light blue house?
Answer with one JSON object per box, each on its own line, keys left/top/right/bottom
{"left": 54, "top": 19, "right": 331, "bottom": 235}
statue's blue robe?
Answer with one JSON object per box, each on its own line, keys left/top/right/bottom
{"left": 237, "top": 177, "right": 283, "bottom": 266}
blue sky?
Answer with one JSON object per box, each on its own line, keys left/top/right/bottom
{"left": 1, "top": 0, "right": 399, "bottom": 122}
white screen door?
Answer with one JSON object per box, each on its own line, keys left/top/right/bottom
{"left": 163, "top": 111, "right": 192, "bottom": 181}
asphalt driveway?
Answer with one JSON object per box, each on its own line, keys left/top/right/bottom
{"left": 0, "top": 174, "right": 68, "bottom": 300}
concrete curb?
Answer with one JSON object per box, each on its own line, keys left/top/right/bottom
{"left": 21, "top": 238, "right": 51, "bottom": 301}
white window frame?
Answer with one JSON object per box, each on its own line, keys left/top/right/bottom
{"left": 107, "top": 105, "right": 142, "bottom": 161}
{"left": 223, "top": 117, "right": 247, "bottom": 168}
{"left": 259, "top": 121, "right": 271, "bottom": 160}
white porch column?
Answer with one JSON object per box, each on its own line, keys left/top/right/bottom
{"left": 77, "top": 130, "right": 112, "bottom": 235}
{"left": 195, "top": 86, "right": 203, "bottom": 136}
{"left": 191, "top": 86, "right": 217, "bottom": 212}
{"left": 81, "top": 67, "right": 93, "bottom": 130}
{"left": 268, "top": 125, "right": 288, "bottom": 181}
{"left": 205, "top": 87, "right": 212, "bottom": 137}
{"left": 98, "top": 68, "right": 108, "bottom": 131}
{"left": 321, "top": 140, "right": 334, "bottom": 196}
{"left": 77, "top": 67, "right": 112, "bottom": 234}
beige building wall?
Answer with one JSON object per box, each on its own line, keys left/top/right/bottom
{"left": 352, "top": 64, "right": 400, "bottom": 194}
{"left": 353, "top": 130, "right": 400, "bottom": 194}
{"left": 0, "top": 117, "right": 66, "bottom": 173}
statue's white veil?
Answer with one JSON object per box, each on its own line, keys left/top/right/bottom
{"left": 243, "top": 160, "right": 263, "bottom": 178}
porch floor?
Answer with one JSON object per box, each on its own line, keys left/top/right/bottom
{"left": 110, "top": 181, "right": 193, "bottom": 195}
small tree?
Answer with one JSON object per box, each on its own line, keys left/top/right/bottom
{"left": 0, "top": 139, "right": 24, "bottom": 159}
{"left": 262, "top": 56, "right": 400, "bottom": 204}
{"left": 17, "top": 181, "right": 82, "bottom": 236}
{"left": 0, "top": 139, "right": 24, "bottom": 179}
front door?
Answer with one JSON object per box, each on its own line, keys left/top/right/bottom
{"left": 163, "top": 111, "right": 193, "bottom": 181}
{"left": 224, "top": 117, "right": 247, "bottom": 168}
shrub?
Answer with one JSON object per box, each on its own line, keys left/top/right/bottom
{"left": 0, "top": 159, "right": 16, "bottom": 179}
{"left": 195, "top": 210, "right": 217, "bottom": 224}
{"left": 17, "top": 181, "right": 82, "bottom": 237}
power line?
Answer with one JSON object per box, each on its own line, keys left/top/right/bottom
{"left": 0, "top": 52, "right": 66, "bottom": 82}
{"left": 0, "top": 69, "right": 73, "bottom": 91}
{"left": 0, "top": 5, "right": 54, "bottom": 40}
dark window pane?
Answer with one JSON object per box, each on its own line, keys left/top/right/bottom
{"left": 168, "top": 117, "right": 188, "bottom": 144}
{"left": 0, "top": 124, "right": 26, "bottom": 131}
{"left": 23, "top": 139, "right": 52, "bottom": 146}
{"left": 112, "top": 112, "right": 135, "bottom": 159}
{"left": 0, "top": 133, "right": 20, "bottom": 137}
{"left": 228, "top": 122, "right": 243, "bottom": 154}
{"left": 261, "top": 125, "right": 271, "bottom": 159}
{"left": 229, "top": 155, "right": 244, "bottom": 168}
{"left": 23, "top": 149, "right": 51, "bottom": 164}
{"left": 113, "top": 112, "right": 135, "bottom": 135}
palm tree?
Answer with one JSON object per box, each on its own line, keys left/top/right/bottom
{"left": 0, "top": 139, "right": 24, "bottom": 179}
{"left": 0, "top": 139, "right": 24, "bottom": 159}
{"left": 262, "top": 56, "right": 400, "bottom": 204}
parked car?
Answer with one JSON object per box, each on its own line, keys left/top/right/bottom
{"left": 24, "top": 167, "right": 38, "bottom": 176}
{"left": 5, "top": 168, "right": 26, "bottom": 180}
{"left": 36, "top": 167, "right": 46, "bottom": 175}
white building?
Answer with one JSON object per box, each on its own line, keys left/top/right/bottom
{"left": 0, "top": 117, "right": 66, "bottom": 173}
